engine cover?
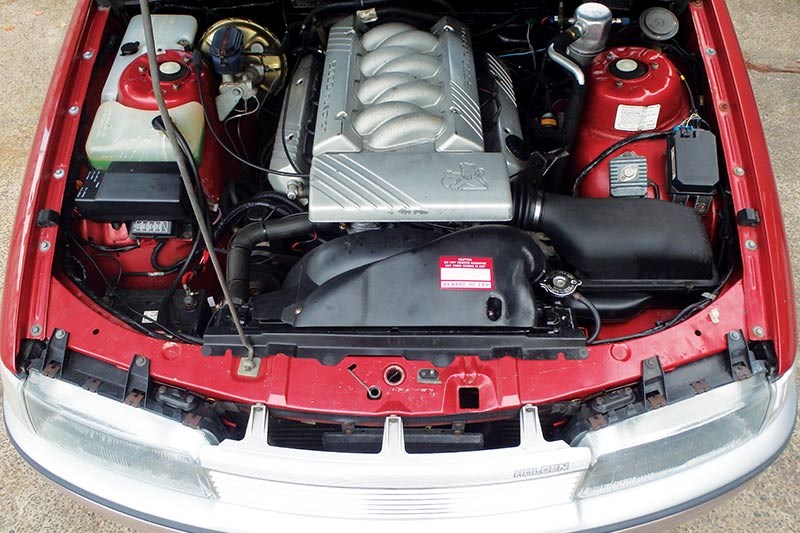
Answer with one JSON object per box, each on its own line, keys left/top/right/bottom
{"left": 308, "top": 16, "right": 513, "bottom": 223}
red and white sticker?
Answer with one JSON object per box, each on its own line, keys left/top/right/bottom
{"left": 439, "top": 256, "right": 495, "bottom": 290}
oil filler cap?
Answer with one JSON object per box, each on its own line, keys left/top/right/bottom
{"left": 640, "top": 7, "right": 680, "bottom": 42}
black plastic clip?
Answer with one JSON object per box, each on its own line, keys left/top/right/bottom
{"left": 124, "top": 355, "right": 150, "bottom": 408}
{"left": 736, "top": 208, "right": 761, "bottom": 227}
{"left": 726, "top": 330, "right": 757, "bottom": 380}
{"left": 36, "top": 209, "right": 60, "bottom": 228}
{"left": 36, "top": 329, "right": 69, "bottom": 378}
{"left": 641, "top": 356, "right": 667, "bottom": 409}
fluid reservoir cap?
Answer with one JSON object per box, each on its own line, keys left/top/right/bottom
{"left": 610, "top": 58, "right": 648, "bottom": 79}
{"left": 640, "top": 7, "right": 680, "bottom": 41}
{"left": 120, "top": 41, "right": 140, "bottom": 56}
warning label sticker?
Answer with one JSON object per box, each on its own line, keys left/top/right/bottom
{"left": 614, "top": 104, "right": 661, "bottom": 132}
{"left": 439, "top": 256, "right": 495, "bottom": 290}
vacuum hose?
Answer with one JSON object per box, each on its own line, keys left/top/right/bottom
{"left": 227, "top": 214, "right": 314, "bottom": 304}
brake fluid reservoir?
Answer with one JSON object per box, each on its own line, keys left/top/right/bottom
{"left": 573, "top": 47, "right": 690, "bottom": 198}
{"left": 86, "top": 16, "right": 206, "bottom": 170}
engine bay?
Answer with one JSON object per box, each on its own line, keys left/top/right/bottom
{"left": 60, "top": 0, "right": 735, "bottom": 364}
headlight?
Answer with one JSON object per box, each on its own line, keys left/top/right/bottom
{"left": 575, "top": 372, "right": 771, "bottom": 498}
{"left": 23, "top": 370, "right": 216, "bottom": 497}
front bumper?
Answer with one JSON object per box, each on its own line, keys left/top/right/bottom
{"left": 3, "top": 363, "right": 796, "bottom": 533}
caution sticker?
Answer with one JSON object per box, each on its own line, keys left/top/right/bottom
{"left": 439, "top": 256, "right": 495, "bottom": 290}
{"left": 614, "top": 104, "right": 661, "bottom": 132}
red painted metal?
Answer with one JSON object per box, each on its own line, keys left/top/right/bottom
{"left": 45, "top": 275, "right": 745, "bottom": 416}
{"left": 689, "top": 0, "right": 796, "bottom": 373}
{"left": 74, "top": 219, "right": 194, "bottom": 290}
{"left": 118, "top": 50, "right": 201, "bottom": 110}
{"left": 574, "top": 46, "right": 689, "bottom": 198}
{"left": 1, "top": 0, "right": 795, "bottom": 419}
{"left": 0, "top": 0, "right": 108, "bottom": 356}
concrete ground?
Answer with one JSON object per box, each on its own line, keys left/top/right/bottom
{"left": 0, "top": 0, "right": 797, "bottom": 530}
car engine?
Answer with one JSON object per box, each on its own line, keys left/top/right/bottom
{"left": 62, "top": 0, "right": 732, "bottom": 361}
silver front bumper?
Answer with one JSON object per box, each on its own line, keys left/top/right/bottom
{"left": 3, "top": 364, "right": 796, "bottom": 533}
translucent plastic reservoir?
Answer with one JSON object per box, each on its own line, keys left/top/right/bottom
{"left": 101, "top": 15, "right": 198, "bottom": 103}
{"left": 86, "top": 101, "right": 204, "bottom": 169}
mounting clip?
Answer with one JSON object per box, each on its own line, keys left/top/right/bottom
{"left": 726, "top": 330, "right": 758, "bottom": 380}
{"left": 640, "top": 356, "right": 667, "bottom": 409}
{"left": 34, "top": 329, "right": 70, "bottom": 378}
{"left": 124, "top": 355, "right": 150, "bottom": 408}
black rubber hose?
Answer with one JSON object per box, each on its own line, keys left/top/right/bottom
{"left": 227, "top": 214, "right": 314, "bottom": 303}
{"left": 213, "top": 196, "right": 303, "bottom": 241}
{"left": 544, "top": 27, "right": 587, "bottom": 193}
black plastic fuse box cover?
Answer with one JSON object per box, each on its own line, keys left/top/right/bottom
{"left": 75, "top": 162, "right": 188, "bottom": 222}
{"left": 668, "top": 129, "right": 720, "bottom": 195}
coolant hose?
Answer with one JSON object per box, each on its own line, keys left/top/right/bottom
{"left": 545, "top": 26, "right": 587, "bottom": 192}
{"left": 227, "top": 214, "right": 314, "bottom": 304}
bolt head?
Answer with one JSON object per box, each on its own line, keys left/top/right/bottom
{"left": 729, "top": 330, "right": 741, "bottom": 340}
{"left": 39, "top": 240, "right": 51, "bottom": 252}
{"left": 82, "top": 50, "right": 94, "bottom": 60}
{"left": 30, "top": 325, "right": 42, "bottom": 336}
{"left": 706, "top": 47, "right": 716, "bottom": 55}
{"left": 53, "top": 168, "right": 65, "bottom": 179}
{"left": 733, "top": 167, "right": 745, "bottom": 176}
{"left": 68, "top": 105, "right": 80, "bottom": 116}
{"left": 241, "top": 359, "right": 255, "bottom": 371}
{"left": 54, "top": 329, "right": 66, "bottom": 339}
{"left": 745, "top": 239, "right": 758, "bottom": 251}
{"left": 185, "top": 395, "right": 195, "bottom": 403}
{"left": 752, "top": 326, "right": 765, "bottom": 338}
{"left": 135, "top": 356, "right": 147, "bottom": 367}
{"left": 294, "top": 306, "right": 303, "bottom": 315}
{"left": 158, "top": 385, "right": 167, "bottom": 394}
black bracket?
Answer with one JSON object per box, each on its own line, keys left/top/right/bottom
{"left": 641, "top": 356, "right": 667, "bottom": 409}
{"left": 736, "top": 208, "right": 761, "bottom": 227}
{"left": 726, "top": 330, "right": 757, "bottom": 380}
{"left": 35, "top": 329, "right": 70, "bottom": 378}
{"left": 36, "top": 209, "right": 59, "bottom": 228}
{"left": 124, "top": 355, "right": 150, "bottom": 408}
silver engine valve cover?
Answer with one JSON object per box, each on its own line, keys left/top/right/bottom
{"left": 308, "top": 16, "right": 513, "bottom": 223}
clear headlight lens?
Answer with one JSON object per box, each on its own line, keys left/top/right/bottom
{"left": 23, "top": 370, "right": 215, "bottom": 497}
{"left": 575, "top": 373, "right": 771, "bottom": 498}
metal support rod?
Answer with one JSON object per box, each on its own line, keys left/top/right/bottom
{"left": 138, "top": 0, "right": 255, "bottom": 365}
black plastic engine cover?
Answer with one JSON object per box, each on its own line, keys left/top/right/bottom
{"left": 251, "top": 225, "right": 546, "bottom": 328}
